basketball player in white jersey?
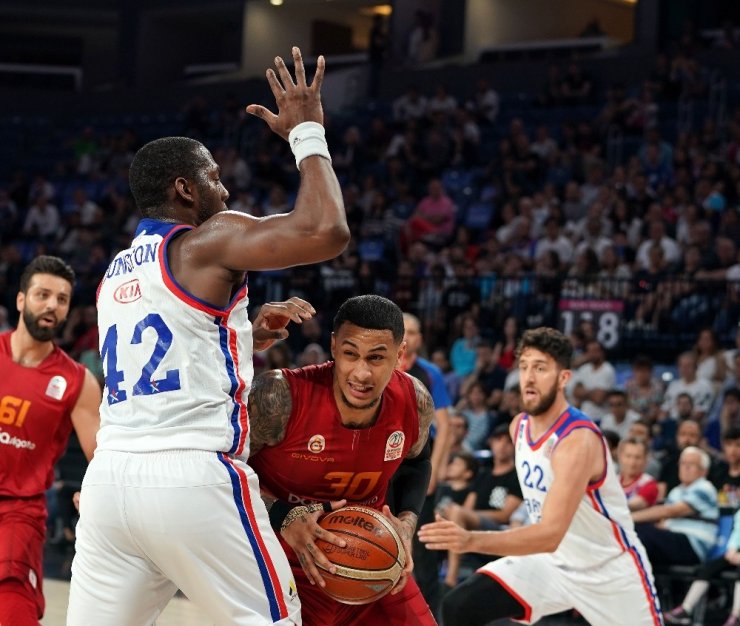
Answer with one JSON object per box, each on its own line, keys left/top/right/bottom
{"left": 419, "top": 327, "right": 663, "bottom": 626}
{"left": 67, "top": 47, "right": 350, "bottom": 626}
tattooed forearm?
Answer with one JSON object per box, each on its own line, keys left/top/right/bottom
{"left": 248, "top": 370, "right": 292, "bottom": 456}
{"left": 408, "top": 377, "right": 434, "bottom": 457}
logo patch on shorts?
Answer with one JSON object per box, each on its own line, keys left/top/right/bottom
{"left": 45, "top": 375, "right": 67, "bottom": 400}
{"left": 308, "top": 434, "right": 326, "bottom": 454}
{"left": 384, "top": 430, "right": 405, "bottom": 461}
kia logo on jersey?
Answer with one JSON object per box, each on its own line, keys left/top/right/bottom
{"left": 308, "top": 434, "right": 326, "bottom": 453}
{"left": 114, "top": 279, "right": 142, "bottom": 303}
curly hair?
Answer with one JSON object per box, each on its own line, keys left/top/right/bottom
{"left": 516, "top": 327, "right": 573, "bottom": 369}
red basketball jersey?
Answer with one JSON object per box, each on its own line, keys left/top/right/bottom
{"left": 250, "top": 362, "right": 420, "bottom": 511}
{"left": 0, "top": 331, "right": 86, "bottom": 498}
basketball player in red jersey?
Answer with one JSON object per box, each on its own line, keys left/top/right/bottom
{"left": 249, "top": 295, "right": 438, "bottom": 626}
{"left": 0, "top": 256, "right": 101, "bottom": 625}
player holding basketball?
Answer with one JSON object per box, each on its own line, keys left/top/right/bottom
{"left": 0, "top": 255, "right": 101, "bottom": 626}
{"left": 249, "top": 295, "right": 438, "bottom": 626}
{"left": 419, "top": 327, "right": 663, "bottom": 626}
{"left": 67, "top": 47, "right": 349, "bottom": 625}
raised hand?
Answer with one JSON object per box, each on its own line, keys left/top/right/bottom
{"left": 252, "top": 297, "right": 316, "bottom": 352}
{"left": 281, "top": 499, "right": 347, "bottom": 587}
{"left": 246, "top": 47, "right": 325, "bottom": 140}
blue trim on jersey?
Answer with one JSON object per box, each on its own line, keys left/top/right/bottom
{"left": 159, "top": 227, "right": 248, "bottom": 313}
{"left": 134, "top": 218, "right": 181, "bottom": 238}
{"left": 218, "top": 454, "right": 282, "bottom": 621}
{"left": 215, "top": 317, "right": 243, "bottom": 454}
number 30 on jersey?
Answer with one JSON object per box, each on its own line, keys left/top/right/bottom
{"left": 101, "top": 314, "right": 181, "bottom": 405}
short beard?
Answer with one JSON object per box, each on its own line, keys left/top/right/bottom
{"left": 340, "top": 390, "right": 380, "bottom": 413}
{"left": 525, "top": 383, "right": 559, "bottom": 416}
{"left": 23, "top": 308, "right": 60, "bottom": 342}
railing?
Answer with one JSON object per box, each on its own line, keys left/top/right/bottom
{"left": 247, "top": 273, "right": 739, "bottom": 360}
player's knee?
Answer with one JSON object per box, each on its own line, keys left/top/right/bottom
{"left": 441, "top": 572, "right": 526, "bottom": 626}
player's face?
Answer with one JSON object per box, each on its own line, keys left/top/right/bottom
{"left": 17, "top": 273, "right": 72, "bottom": 342}
{"left": 618, "top": 443, "right": 646, "bottom": 479}
{"left": 195, "top": 154, "right": 229, "bottom": 225}
{"left": 518, "top": 348, "right": 570, "bottom": 417}
{"left": 331, "top": 323, "right": 404, "bottom": 414}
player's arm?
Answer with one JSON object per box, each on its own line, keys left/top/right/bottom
{"left": 70, "top": 369, "right": 102, "bottom": 461}
{"left": 381, "top": 376, "right": 434, "bottom": 594}
{"left": 631, "top": 500, "right": 694, "bottom": 524}
{"left": 419, "top": 428, "right": 604, "bottom": 556}
{"left": 180, "top": 49, "right": 349, "bottom": 273}
{"left": 247, "top": 369, "right": 292, "bottom": 457}
{"left": 252, "top": 297, "right": 316, "bottom": 352}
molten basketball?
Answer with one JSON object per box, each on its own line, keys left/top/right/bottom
{"left": 315, "top": 505, "right": 406, "bottom": 605}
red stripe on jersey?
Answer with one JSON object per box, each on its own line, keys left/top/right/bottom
{"left": 587, "top": 491, "right": 627, "bottom": 552}
{"left": 626, "top": 547, "right": 663, "bottom": 626}
{"left": 587, "top": 489, "right": 662, "bottom": 625}
{"left": 526, "top": 409, "right": 571, "bottom": 450}
{"left": 222, "top": 454, "right": 289, "bottom": 619}
{"left": 222, "top": 314, "right": 249, "bottom": 456}
{"left": 157, "top": 226, "right": 248, "bottom": 316}
{"left": 477, "top": 569, "right": 532, "bottom": 622}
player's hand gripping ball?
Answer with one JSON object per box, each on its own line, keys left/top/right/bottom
{"left": 315, "top": 505, "right": 406, "bottom": 604}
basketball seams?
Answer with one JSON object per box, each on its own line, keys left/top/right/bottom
{"left": 315, "top": 504, "right": 406, "bottom": 604}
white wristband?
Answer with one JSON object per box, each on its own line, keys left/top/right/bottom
{"left": 288, "top": 121, "right": 331, "bottom": 169}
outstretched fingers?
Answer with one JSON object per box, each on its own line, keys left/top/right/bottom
{"left": 273, "top": 54, "right": 296, "bottom": 91}
{"left": 310, "top": 55, "right": 325, "bottom": 93}
{"left": 292, "top": 46, "right": 307, "bottom": 88}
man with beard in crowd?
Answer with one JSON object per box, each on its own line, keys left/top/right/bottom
{"left": 0, "top": 255, "right": 101, "bottom": 626}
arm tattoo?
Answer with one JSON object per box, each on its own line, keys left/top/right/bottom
{"left": 248, "top": 370, "right": 292, "bottom": 456}
{"left": 408, "top": 376, "right": 433, "bottom": 458}
{"left": 397, "top": 511, "right": 419, "bottom": 537}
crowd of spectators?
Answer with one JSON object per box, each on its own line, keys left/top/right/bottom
{"left": 1, "top": 34, "right": 740, "bottom": 622}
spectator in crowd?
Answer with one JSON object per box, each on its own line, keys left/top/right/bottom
{"left": 436, "top": 451, "right": 479, "bottom": 511}
{"left": 436, "top": 425, "right": 523, "bottom": 590}
{"left": 658, "top": 418, "right": 704, "bottom": 499}
{"left": 569, "top": 339, "right": 616, "bottom": 421}
{"left": 634, "top": 446, "right": 719, "bottom": 567}
{"left": 600, "top": 389, "right": 641, "bottom": 439}
{"left": 392, "top": 86, "right": 428, "bottom": 122}
{"left": 693, "top": 327, "right": 728, "bottom": 390}
{"left": 450, "top": 315, "right": 482, "bottom": 378}
{"left": 625, "top": 355, "right": 665, "bottom": 423}
{"left": 23, "top": 194, "right": 60, "bottom": 243}
{"left": 619, "top": 437, "right": 659, "bottom": 511}
{"left": 710, "top": 426, "right": 740, "bottom": 509}
{"left": 466, "top": 78, "right": 500, "bottom": 125}
{"left": 403, "top": 178, "right": 456, "bottom": 249}
{"left": 718, "top": 389, "right": 740, "bottom": 440}
{"left": 664, "top": 507, "right": 740, "bottom": 626}
{"left": 661, "top": 351, "right": 715, "bottom": 423}
{"left": 628, "top": 418, "right": 663, "bottom": 478}
{"left": 448, "top": 413, "right": 471, "bottom": 457}
{"left": 456, "top": 382, "right": 493, "bottom": 452}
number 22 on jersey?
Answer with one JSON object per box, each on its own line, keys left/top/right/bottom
{"left": 101, "top": 313, "right": 181, "bottom": 405}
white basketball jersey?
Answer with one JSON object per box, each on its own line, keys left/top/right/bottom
{"left": 514, "top": 407, "right": 649, "bottom": 571}
{"left": 95, "top": 219, "right": 252, "bottom": 458}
